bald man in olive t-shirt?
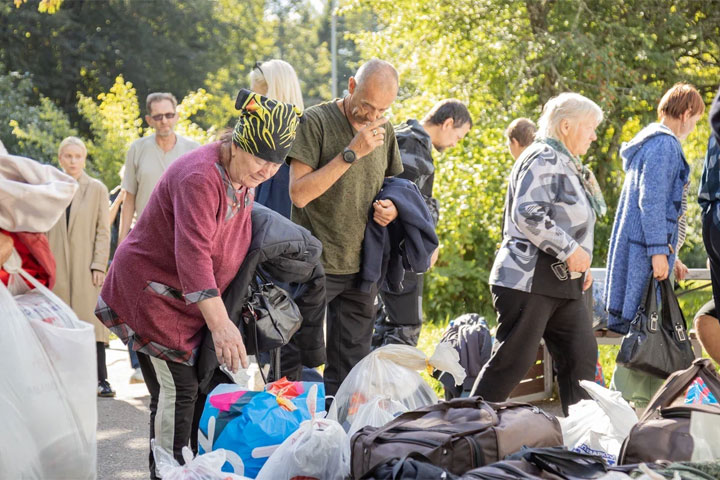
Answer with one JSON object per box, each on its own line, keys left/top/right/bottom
{"left": 288, "top": 60, "right": 402, "bottom": 397}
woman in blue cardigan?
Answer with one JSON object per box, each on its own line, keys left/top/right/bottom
{"left": 605, "top": 82, "right": 704, "bottom": 409}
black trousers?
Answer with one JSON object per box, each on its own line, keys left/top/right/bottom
{"left": 703, "top": 210, "right": 720, "bottom": 310}
{"left": 324, "top": 273, "right": 378, "bottom": 399}
{"left": 376, "top": 272, "right": 424, "bottom": 346}
{"left": 471, "top": 285, "right": 596, "bottom": 415}
{"left": 96, "top": 342, "right": 107, "bottom": 381}
{"left": 137, "top": 352, "right": 205, "bottom": 479}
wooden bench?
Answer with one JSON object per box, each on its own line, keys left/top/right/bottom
{"left": 508, "top": 340, "right": 554, "bottom": 402}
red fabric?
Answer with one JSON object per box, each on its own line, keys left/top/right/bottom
{"left": 0, "top": 230, "right": 55, "bottom": 289}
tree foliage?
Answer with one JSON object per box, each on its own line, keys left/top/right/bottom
{"left": 0, "top": 67, "right": 77, "bottom": 163}
{"left": 347, "top": 0, "right": 720, "bottom": 321}
{"left": 0, "top": 0, "right": 268, "bottom": 122}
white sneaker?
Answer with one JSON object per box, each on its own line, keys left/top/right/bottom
{"left": 129, "top": 367, "right": 144, "bottom": 384}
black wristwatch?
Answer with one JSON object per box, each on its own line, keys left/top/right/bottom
{"left": 342, "top": 147, "right": 357, "bottom": 164}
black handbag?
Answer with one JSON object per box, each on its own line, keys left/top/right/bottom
{"left": 241, "top": 270, "right": 303, "bottom": 357}
{"left": 616, "top": 275, "right": 694, "bottom": 378}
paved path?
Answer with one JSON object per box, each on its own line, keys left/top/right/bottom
{"left": 97, "top": 339, "right": 150, "bottom": 479}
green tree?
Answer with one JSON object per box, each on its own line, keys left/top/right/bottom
{"left": 347, "top": 0, "right": 720, "bottom": 322}
{"left": 0, "top": 0, "right": 268, "bottom": 124}
{"left": 77, "top": 75, "right": 142, "bottom": 186}
{"left": 0, "top": 66, "right": 76, "bottom": 163}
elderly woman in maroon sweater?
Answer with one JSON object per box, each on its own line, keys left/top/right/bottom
{"left": 96, "top": 90, "right": 303, "bottom": 478}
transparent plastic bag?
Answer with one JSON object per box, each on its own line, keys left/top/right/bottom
{"left": 347, "top": 395, "right": 408, "bottom": 438}
{"left": 0, "top": 264, "right": 96, "bottom": 479}
{"left": 153, "top": 442, "right": 249, "bottom": 480}
{"left": 256, "top": 384, "right": 350, "bottom": 480}
{"left": 327, "top": 343, "right": 465, "bottom": 431}
{"left": 559, "top": 380, "right": 638, "bottom": 466}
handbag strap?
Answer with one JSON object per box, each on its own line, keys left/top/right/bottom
{"left": 658, "top": 278, "right": 688, "bottom": 339}
{"left": 640, "top": 274, "right": 658, "bottom": 322}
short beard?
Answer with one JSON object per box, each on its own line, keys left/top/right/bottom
{"left": 155, "top": 129, "right": 175, "bottom": 138}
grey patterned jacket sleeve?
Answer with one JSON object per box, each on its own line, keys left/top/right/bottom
{"left": 489, "top": 142, "right": 595, "bottom": 293}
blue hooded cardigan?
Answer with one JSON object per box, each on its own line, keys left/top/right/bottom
{"left": 604, "top": 123, "right": 689, "bottom": 334}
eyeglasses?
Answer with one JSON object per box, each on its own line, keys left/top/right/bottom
{"left": 254, "top": 61, "right": 264, "bottom": 77}
{"left": 150, "top": 112, "right": 176, "bottom": 121}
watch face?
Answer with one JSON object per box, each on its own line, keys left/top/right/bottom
{"left": 343, "top": 149, "right": 356, "bottom": 163}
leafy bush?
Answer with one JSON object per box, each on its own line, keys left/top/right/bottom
{"left": 0, "top": 68, "right": 76, "bottom": 163}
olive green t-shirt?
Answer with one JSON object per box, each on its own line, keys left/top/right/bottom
{"left": 289, "top": 100, "right": 403, "bottom": 275}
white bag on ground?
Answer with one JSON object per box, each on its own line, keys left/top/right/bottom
{"left": 559, "top": 380, "right": 638, "bottom": 466}
{"left": 153, "top": 442, "right": 249, "bottom": 480}
{"left": 327, "top": 343, "right": 465, "bottom": 432}
{"left": 0, "top": 265, "right": 97, "bottom": 479}
{"left": 257, "top": 384, "right": 350, "bottom": 480}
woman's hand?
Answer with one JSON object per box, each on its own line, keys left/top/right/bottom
{"left": 92, "top": 269, "right": 106, "bottom": 287}
{"left": 652, "top": 254, "right": 669, "bottom": 280}
{"left": 583, "top": 269, "right": 593, "bottom": 291}
{"left": 673, "top": 258, "right": 689, "bottom": 281}
{"left": 198, "top": 297, "right": 249, "bottom": 373}
{"left": 210, "top": 319, "right": 248, "bottom": 373}
{"left": 566, "top": 246, "right": 591, "bottom": 273}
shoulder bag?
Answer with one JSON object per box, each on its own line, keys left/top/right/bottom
{"left": 616, "top": 275, "right": 694, "bottom": 378}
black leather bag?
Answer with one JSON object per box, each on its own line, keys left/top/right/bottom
{"left": 616, "top": 276, "right": 694, "bottom": 378}
{"left": 241, "top": 270, "right": 302, "bottom": 356}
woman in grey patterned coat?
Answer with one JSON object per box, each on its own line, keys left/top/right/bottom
{"left": 471, "top": 93, "right": 605, "bottom": 414}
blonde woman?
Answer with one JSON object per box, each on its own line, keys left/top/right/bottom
{"left": 250, "top": 59, "right": 304, "bottom": 218}
{"left": 46, "top": 137, "right": 112, "bottom": 396}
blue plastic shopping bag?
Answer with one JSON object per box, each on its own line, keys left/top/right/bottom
{"left": 198, "top": 380, "right": 325, "bottom": 478}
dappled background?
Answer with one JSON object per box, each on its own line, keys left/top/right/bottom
{"left": 2, "top": 0, "right": 719, "bottom": 324}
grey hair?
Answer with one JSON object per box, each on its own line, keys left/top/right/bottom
{"left": 536, "top": 93, "right": 603, "bottom": 140}
{"left": 58, "top": 136, "right": 87, "bottom": 157}
{"left": 354, "top": 59, "right": 399, "bottom": 89}
{"left": 146, "top": 92, "right": 178, "bottom": 115}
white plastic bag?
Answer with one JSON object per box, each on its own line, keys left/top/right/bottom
{"left": 153, "top": 442, "right": 249, "bottom": 480}
{"left": 0, "top": 266, "right": 97, "bottom": 479}
{"left": 347, "top": 395, "right": 408, "bottom": 438}
{"left": 327, "top": 343, "right": 465, "bottom": 432}
{"left": 0, "top": 153, "right": 78, "bottom": 232}
{"left": 559, "top": 380, "right": 638, "bottom": 466}
{"left": 256, "top": 384, "right": 350, "bottom": 480}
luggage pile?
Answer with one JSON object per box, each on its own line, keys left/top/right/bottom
{"left": 197, "top": 337, "right": 720, "bottom": 479}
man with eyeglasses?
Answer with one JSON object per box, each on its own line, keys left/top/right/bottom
{"left": 118, "top": 92, "right": 199, "bottom": 244}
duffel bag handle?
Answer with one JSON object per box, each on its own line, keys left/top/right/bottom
{"left": 358, "top": 452, "right": 442, "bottom": 480}
{"left": 364, "top": 397, "right": 499, "bottom": 445}
{"left": 639, "top": 358, "right": 709, "bottom": 423}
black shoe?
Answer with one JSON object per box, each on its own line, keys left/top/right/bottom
{"left": 98, "top": 380, "right": 116, "bottom": 398}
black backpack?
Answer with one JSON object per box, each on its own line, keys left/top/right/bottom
{"left": 433, "top": 313, "right": 493, "bottom": 399}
